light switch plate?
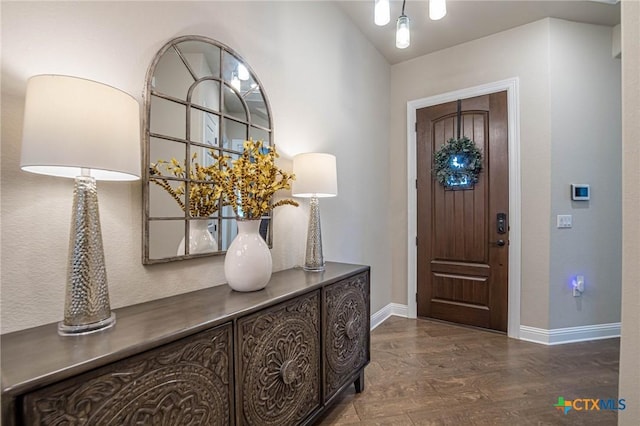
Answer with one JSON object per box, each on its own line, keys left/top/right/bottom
{"left": 557, "top": 215, "right": 572, "bottom": 228}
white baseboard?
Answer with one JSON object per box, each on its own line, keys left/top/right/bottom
{"left": 371, "top": 305, "right": 619, "bottom": 345}
{"left": 370, "top": 303, "right": 409, "bottom": 330}
{"left": 520, "top": 323, "right": 621, "bottom": 345}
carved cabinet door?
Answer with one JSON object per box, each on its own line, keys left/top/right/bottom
{"left": 323, "top": 272, "right": 370, "bottom": 400}
{"left": 237, "top": 291, "right": 321, "bottom": 425}
{"left": 22, "top": 324, "right": 234, "bottom": 426}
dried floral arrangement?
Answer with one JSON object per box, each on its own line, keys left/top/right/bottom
{"left": 149, "top": 153, "right": 225, "bottom": 217}
{"left": 150, "top": 139, "right": 297, "bottom": 219}
{"left": 219, "top": 139, "right": 298, "bottom": 220}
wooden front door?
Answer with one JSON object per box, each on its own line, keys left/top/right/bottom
{"left": 416, "top": 92, "right": 509, "bottom": 332}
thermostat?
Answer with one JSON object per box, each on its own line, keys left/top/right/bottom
{"left": 571, "top": 184, "right": 590, "bottom": 201}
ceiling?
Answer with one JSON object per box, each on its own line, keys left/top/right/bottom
{"left": 335, "top": 0, "right": 621, "bottom": 65}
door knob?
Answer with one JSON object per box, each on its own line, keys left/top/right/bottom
{"left": 490, "top": 239, "right": 506, "bottom": 247}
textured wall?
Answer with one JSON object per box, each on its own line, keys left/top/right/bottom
{"left": 548, "top": 19, "right": 622, "bottom": 329}
{"left": 0, "top": 1, "right": 392, "bottom": 333}
{"left": 619, "top": 1, "right": 640, "bottom": 423}
{"left": 390, "top": 20, "right": 553, "bottom": 329}
{"left": 390, "top": 18, "right": 622, "bottom": 331}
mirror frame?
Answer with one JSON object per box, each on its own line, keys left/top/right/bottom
{"left": 142, "top": 35, "right": 274, "bottom": 264}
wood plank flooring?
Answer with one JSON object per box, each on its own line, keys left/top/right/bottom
{"left": 318, "top": 317, "right": 620, "bottom": 425}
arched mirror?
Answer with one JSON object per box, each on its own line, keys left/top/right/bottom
{"left": 143, "top": 36, "right": 273, "bottom": 263}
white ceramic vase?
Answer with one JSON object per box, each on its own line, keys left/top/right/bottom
{"left": 177, "top": 220, "right": 217, "bottom": 256}
{"left": 224, "top": 219, "right": 272, "bottom": 292}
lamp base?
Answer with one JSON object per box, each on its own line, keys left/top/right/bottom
{"left": 303, "top": 196, "right": 325, "bottom": 272}
{"left": 303, "top": 264, "right": 325, "bottom": 272}
{"left": 60, "top": 175, "right": 115, "bottom": 337}
{"left": 58, "top": 313, "right": 116, "bottom": 336}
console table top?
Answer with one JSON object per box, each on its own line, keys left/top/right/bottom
{"left": 1, "top": 262, "right": 369, "bottom": 397}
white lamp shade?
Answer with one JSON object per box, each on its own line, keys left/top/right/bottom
{"left": 20, "top": 75, "right": 141, "bottom": 181}
{"left": 291, "top": 153, "right": 337, "bottom": 198}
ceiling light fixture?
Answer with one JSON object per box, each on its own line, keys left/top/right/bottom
{"left": 396, "top": 0, "right": 410, "bottom": 49}
{"left": 374, "top": 0, "right": 390, "bottom": 26}
{"left": 429, "top": 0, "right": 447, "bottom": 20}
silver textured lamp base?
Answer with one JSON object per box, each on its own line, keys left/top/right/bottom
{"left": 304, "top": 196, "right": 325, "bottom": 271}
{"left": 59, "top": 175, "right": 116, "bottom": 336}
{"left": 58, "top": 313, "right": 116, "bottom": 335}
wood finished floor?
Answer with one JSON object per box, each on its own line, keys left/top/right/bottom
{"left": 318, "top": 317, "right": 620, "bottom": 425}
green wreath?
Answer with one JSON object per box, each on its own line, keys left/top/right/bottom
{"left": 434, "top": 136, "right": 483, "bottom": 188}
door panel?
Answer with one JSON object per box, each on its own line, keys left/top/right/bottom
{"left": 417, "top": 92, "right": 508, "bottom": 332}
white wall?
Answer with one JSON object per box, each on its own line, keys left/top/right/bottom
{"left": 390, "top": 19, "right": 553, "bottom": 328}
{"left": 390, "top": 18, "right": 622, "bottom": 331}
{"left": 619, "top": 1, "right": 640, "bottom": 423}
{"left": 0, "top": 1, "right": 392, "bottom": 333}
{"left": 548, "top": 19, "right": 622, "bottom": 329}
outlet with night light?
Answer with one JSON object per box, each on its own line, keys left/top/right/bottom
{"left": 572, "top": 275, "right": 585, "bottom": 297}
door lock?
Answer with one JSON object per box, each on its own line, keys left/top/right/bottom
{"left": 497, "top": 213, "right": 507, "bottom": 234}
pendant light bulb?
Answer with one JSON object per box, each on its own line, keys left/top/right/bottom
{"left": 396, "top": 15, "right": 410, "bottom": 49}
{"left": 429, "top": 0, "right": 447, "bottom": 20}
{"left": 374, "top": 0, "right": 390, "bottom": 26}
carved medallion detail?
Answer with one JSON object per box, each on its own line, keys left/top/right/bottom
{"left": 239, "top": 291, "right": 320, "bottom": 425}
{"left": 324, "top": 273, "right": 369, "bottom": 398}
{"left": 24, "top": 325, "right": 233, "bottom": 426}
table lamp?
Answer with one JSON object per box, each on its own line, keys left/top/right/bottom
{"left": 20, "top": 75, "right": 140, "bottom": 335}
{"left": 292, "top": 153, "right": 337, "bottom": 271}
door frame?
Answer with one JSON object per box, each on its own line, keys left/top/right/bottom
{"left": 407, "top": 78, "right": 521, "bottom": 338}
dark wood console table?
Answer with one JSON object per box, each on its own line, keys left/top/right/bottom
{"left": 1, "top": 262, "right": 370, "bottom": 425}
